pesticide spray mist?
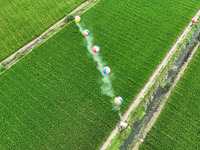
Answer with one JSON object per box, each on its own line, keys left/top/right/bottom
{"left": 76, "top": 22, "right": 121, "bottom": 118}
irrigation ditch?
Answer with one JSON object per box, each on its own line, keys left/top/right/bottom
{"left": 105, "top": 15, "right": 200, "bottom": 150}
{"left": 121, "top": 24, "right": 200, "bottom": 150}
{"left": 0, "top": 0, "right": 99, "bottom": 74}
{"left": 1, "top": 2, "right": 200, "bottom": 150}
{"left": 132, "top": 42, "right": 200, "bottom": 150}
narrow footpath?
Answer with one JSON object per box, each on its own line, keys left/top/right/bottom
{"left": 0, "top": 0, "right": 100, "bottom": 74}
{"left": 100, "top": 9, "right": 200, "bottom": 150}
{"left": 133, "top": 41, "right": 200, "bottom": 149}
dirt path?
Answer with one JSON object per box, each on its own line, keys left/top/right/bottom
{"left": 133, "top": 41, "right": 200, "bottom": 150}
{"left": 0, "top": 0, "right": 100, "bottom": 73}
{"left": 1, "top": 2, "right": 199, "bottom": 149}
{"left": 100, "top": 9, "right": 200, "bottom": 150}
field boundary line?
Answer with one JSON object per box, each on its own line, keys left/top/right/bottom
{"left": 100, "top": 9, "right": 200, "bottom": 150}
{"left": 0, "top": 0, "right": 100, "bottom": 74}
{"left": 133, "top": 41, "right": 200, "bottom": 150}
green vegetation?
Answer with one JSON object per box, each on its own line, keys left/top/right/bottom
{"left": 80, "top": 0, "right": 200, "bottom": 114}
{"left": 0, "top": 65, "right": 5, "bottom": 72}
{"left": 162, "top": 82, "right": 173, "bottom": 93}
{"left": 65, "top": 14, "right": 74, "bottom": 23}
{"left": 140, "top": 47, "right": 200, "bottom": 149}
{"left": 0, "top": 0, "right": 86, "bottom": 61}
{"left": 0, "top": 23, "right": 119, "bottom": 150}
{"left": 1, "top": 0, "right": 200, "bottom": 149}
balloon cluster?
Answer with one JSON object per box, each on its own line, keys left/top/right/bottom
{"left": 191, "top": 18, "right": 198, "bottom": 27}
{"left": 74, "top": 16, "right": 123, "bottom": 106}
{"left": 191, "top": 18, "right": 198, "bottom": 23}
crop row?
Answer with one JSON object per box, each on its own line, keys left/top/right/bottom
{"left": 140, "top": 47, "right": 200, "bottom": 149}
{"left": 1, "top": 0, "right": 200, "bottom": 149}
{"left": 0, "top": 0, "right": 86, "bottom": 61}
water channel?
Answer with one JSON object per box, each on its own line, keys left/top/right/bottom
{"left": 120, "top": 25, "right": 200, "bottom": 150}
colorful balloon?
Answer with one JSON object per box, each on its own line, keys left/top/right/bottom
{"left": 103, "top": 66, "right": 111, "bottom": 75}
{"left": 93, "top": 46, "right": 100, "bottom": 53}
{"left": 83, "top": 29, "right": 90, "bottom": 36}
{"left": 114, "top": 97, "right": 123, "bottom": 106}
{"left": 74, "top": 16, "right": 81, "bottom": 23}
{"left": 191, "top": 18, "right": 198, "bottom": 23}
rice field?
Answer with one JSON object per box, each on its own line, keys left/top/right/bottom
{"left": 1, "top": 0, "right": 200, "bottom": 149}
{"left": 140, "top": 46, "right": 200, "bottom": 149}
{"left": 0, "top": 0, "right": 86, "bottom": 61}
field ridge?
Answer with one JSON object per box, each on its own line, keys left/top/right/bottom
{"left": 0, "top": 0, "right": 99, "bottom": 75}
{"left": 101, "top": 9, "right": 200, "bottom": 150}
{"left": 134, "top": 41, "right": 200, "bottom": 149}
{"left": 1, "top": 1, "right": 200, "bottom": 149}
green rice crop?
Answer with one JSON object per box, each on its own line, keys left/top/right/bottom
{"left": 140, "top": 47, "right": 200, "bottom": 149}
{"left": 1, "top": 0, "right": 200, "bottom": 149}
{"left": 0, "top": 0, "right": 86, "bottom": 61}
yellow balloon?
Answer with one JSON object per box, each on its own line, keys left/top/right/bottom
{"left": 74, "top": 16, "right": 81, "bottom": 23}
